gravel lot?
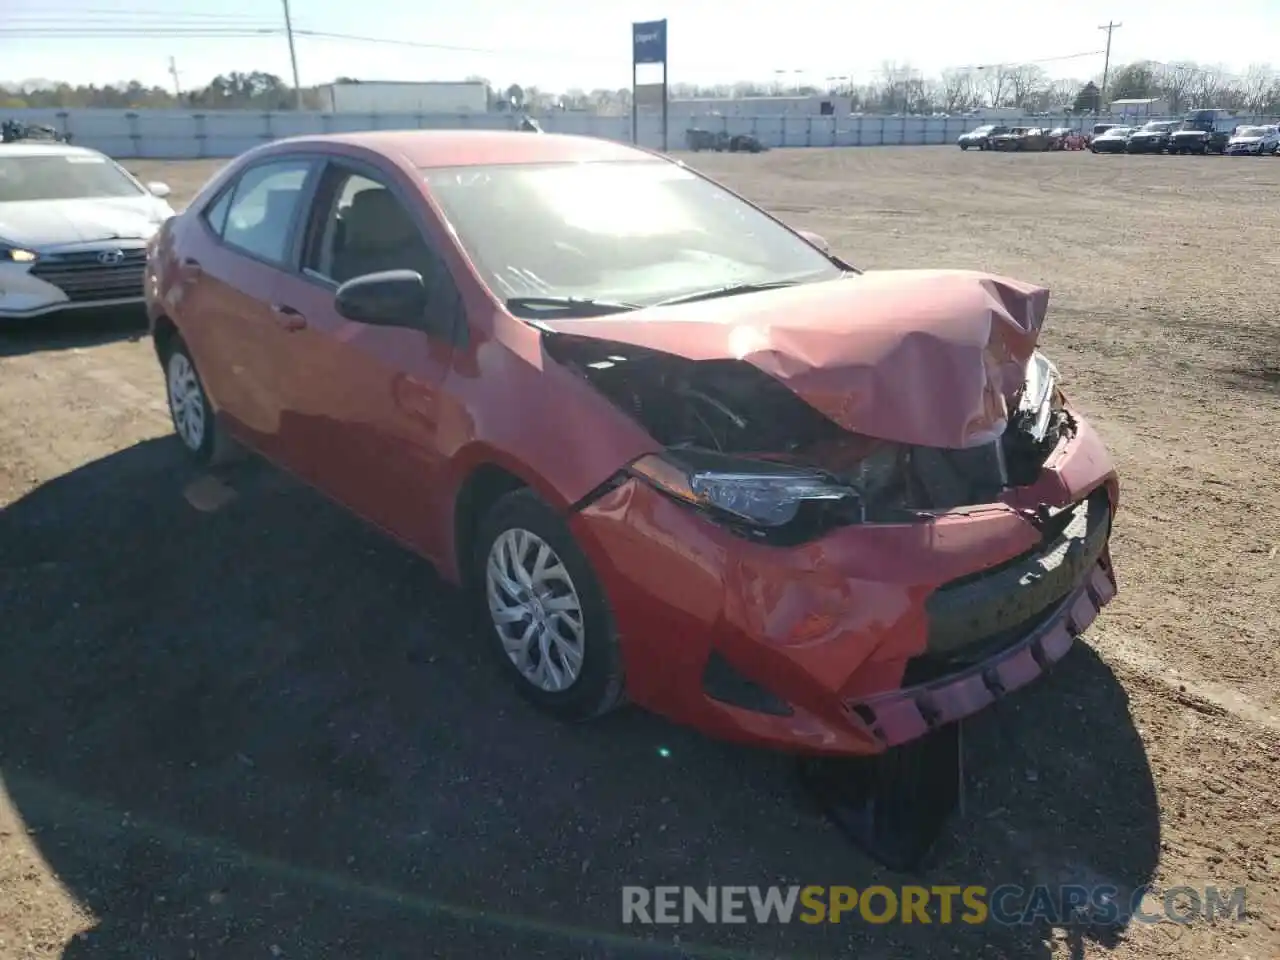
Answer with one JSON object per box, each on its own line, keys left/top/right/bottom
{"left": 1, "top": 147, "right": 1277, "bottom": 960}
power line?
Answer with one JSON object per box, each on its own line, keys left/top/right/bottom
{"left": 955, "top": 50, "right": 1107, "bottom": 72}
{"left": 2, "top": 29, "right": 284, "bottom": 38}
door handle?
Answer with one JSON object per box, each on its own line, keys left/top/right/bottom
{"left": 271, "top": 303, "right": 308, "bottom": 332}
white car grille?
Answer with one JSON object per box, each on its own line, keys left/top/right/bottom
{"left": 28, "top": 248, "right": 147, "bottom": 303}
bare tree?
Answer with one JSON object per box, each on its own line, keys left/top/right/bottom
{"left": 1239, "top": 63, "right": 1275, "bottom": 113}
{"left": 1007, "top": 65, "right": 1049, "bottom": 108}
{"left": 1154, "top": 62, "right": 1200, "bottom": 112}
{"left": 977, "top": 65, "right": 1010, "bottom": 106}
{"left": 939, "top": 68, "right": 978, "bottom": 112}
{"left": 1047, "top": 79, "right": 1078, "bottom": 109}
{"left": 1187, "top": 66, "right": 1228, "bottom": 108}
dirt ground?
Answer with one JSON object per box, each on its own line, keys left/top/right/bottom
{"left": 1, "top": 147, "right": 1277, "bottom": 960}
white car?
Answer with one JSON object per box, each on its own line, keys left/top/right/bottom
{"left": 0, "top": 143, "right": 175, "bottom": 320}
{"left": 1223, "top": 125, "right": 1280, "bottom": 156}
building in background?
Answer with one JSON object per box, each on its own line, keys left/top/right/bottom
{"left": 668, "top": 94, "right": 855, "bottom": 119}
{"left": 1108, "top": 97, "right": 1170, "bottom": 119}
{"left": 317, "top": 80, "right": 489, "bottom": 114}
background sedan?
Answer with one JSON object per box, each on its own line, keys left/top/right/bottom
{"left": 0, "top": 144, "right": 174, "bottom": 320}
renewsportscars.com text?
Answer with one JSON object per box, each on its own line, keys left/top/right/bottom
{"left": 621, "top": 885, "right": 1248, "bottom": 926}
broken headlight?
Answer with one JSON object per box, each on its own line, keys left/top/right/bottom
{"left": 1020, "top": 350, "right": 1059, "bottom": 442}
{"left": 629, "top": 450, "right": 859, "bottom": 528}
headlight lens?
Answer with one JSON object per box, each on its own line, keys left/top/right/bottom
{"left": 630, "top": 450, "right": 858, "bottom": 528}
{"left": 1019, "top": 350, "right": 1059, "bottom": 441}
{"left": 1, "top": 246, "right": 38, "bottom": 263}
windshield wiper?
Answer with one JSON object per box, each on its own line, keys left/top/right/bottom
{"left": 653, "top": 278, "right": 808, "bottom": 308}
{"left": 505, "top": 295, "right": 642, "bottom": 317}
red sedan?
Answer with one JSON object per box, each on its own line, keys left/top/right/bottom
{"left": 146, "top": 131, "right": 1119, "bottom": 756}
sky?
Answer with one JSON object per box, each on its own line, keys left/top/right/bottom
{"left": 4, "top": 0, "right": 1279, "bottom": 94}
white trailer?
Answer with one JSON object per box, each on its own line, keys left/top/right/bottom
{"left": 319, "top": 81, "right": 489, "bottom": 114}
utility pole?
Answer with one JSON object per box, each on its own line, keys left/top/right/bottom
{"left": 281, "top": 0, "right": 304, "bottom": 110}
{"left": 168, "top": 56, "right": 182, "bottom": 102}
{"left": 1097, "top": 20, "right": 1123, "bottom": 111}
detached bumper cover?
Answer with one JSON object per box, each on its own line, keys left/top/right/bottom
{"left": 849, "top": 557, "right": 1115, "bottom": 747}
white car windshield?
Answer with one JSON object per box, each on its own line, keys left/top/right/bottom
{"left": 1235, "top": 126, "right": 1268, "bottom": 137}
{"left": 0, "top": 154, "right": 144, "bottom": 203}
{"left": 423, "top": 160, "right": 844, "bottom": 314}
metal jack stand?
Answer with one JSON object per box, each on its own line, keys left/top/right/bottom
{"left": 797, "top": 723, "right": 965, "bottom": 872}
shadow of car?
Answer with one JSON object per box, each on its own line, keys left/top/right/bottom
{"left": 0, "top": 435, "right": 1161, "bottom": 958}
{"left": 0, "top": 305, "right": 148, "bottom": 357}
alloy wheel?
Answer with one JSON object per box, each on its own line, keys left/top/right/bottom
{"left": 485, "top": 528, "right": 586, "bottom": 693}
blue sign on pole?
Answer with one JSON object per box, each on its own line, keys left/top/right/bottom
{"left": 632, "top": 20, "right": 667, "bottom": 65}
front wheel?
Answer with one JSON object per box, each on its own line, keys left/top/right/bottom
{"left": 960, "top": 143, "right": 969, "bottom": 151}
{"left": 473, "top": 489, "right": 626, "bottom": 722}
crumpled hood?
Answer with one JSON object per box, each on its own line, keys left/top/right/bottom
{"left": 540, "top": 269, "right": 1049, "bottom": 449}
{"left": 0, "top": 196, "right": 167, "bottom": 250}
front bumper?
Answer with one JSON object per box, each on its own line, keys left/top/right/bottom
{"left": 571, "top": 411, "right": 1120, "bottom": 756}
{"left": 0, "top": 247, "right": 147, "bottom": 319}
{"left": 1225, "top": 143, "right": 1265, "bottom": 155}
{"left": 1126, "top": 139, "right": 1166, "bottom": 152}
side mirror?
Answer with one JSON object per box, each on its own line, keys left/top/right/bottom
{"left": 146, "top": 181, "right": 171, "bottom": 198}
{"left": 797, "top": 229, "right": 830, "bottom": 253}
{"left": 335, "top": 270, "right": 428, "bottom": 327}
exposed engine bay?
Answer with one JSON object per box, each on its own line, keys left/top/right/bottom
{"left": 545, "top": 333, "right": 1074, "bottom": 538}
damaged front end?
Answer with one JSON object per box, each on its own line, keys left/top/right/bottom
{"left": 542, "top": 333, "right": 1073, "bottom": 545}
{"left": 536, "top": 271, "right": 1115, "bottom": 869}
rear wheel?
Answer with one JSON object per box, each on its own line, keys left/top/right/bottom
{"left": 161, "top": 335, "right": 239, "bottom": 466}
{"left": 473, "top": 489, "right": 626, "bottom": 722}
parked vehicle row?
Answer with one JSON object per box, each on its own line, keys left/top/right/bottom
{"left": 957, "top": 124, "right": 1084, "bottom": 151}
{"left": 959, "top": 115, "right": 1280, "bottom": 156}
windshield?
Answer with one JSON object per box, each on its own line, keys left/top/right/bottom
{"left": 423, "top": 160, "right": 844, "bottom": 315}
{"left": 1235, "top": 126, "right": 1268, "bottom": 137}
{"left": 969, "top": 126, "right": 994, "bottom": 134}
{"left": 1106, "top": 128, "right": 1133, "bottom": 136}
{"left": 0, "top": 153, "right": 143, "bottom": 203}
{"left": 1140, "top": 122, "right": 1173, "bottom": 133}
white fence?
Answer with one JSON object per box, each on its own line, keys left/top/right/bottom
{"left": 6, "top": 108, "right": 1277, "bottom": 159}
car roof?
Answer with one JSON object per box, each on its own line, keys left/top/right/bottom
{"left": 259, "top": 130, "right": 654, "bottom": 168}
{"left": 0, "top": 143, "right": 103, "bottom": 158}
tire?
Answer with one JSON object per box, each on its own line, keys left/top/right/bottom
{"left": 473, "top": 488, "right": 626, "bottom": 722}
{"left": 161, "top": 335, "right": 236, "bottom": 466}
{"left": 960, "top": 143, "right": 969, "bottom": 151}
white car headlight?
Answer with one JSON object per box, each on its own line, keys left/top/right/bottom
{"left": 0, "top": 245, "right": 38, "bottom": 263}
